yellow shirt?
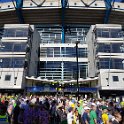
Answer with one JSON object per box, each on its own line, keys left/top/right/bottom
{"left": 102, "top": 113, "right": 109, "bottom": 124}
{"left": 121, "top": 101, "right": 124, "bottom": 108}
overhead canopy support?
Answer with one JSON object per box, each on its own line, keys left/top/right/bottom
{"left": 31, "top": 0, "right": 46, "bottom": 7}
{"left": 15, "top": 0, "right": 24, "bottom": 23}
{"left": 104, "top": 0, "right": 113, "bottom": 24}
{"left": 61, "top": 0, "right": 68, "bottom": 43}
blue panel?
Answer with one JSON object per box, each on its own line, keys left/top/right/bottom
{"left": 0, "top": 0, "right": 12, "bottom": 2}
{"left": 15, "top": 0, "right": 23, "bottom": 8}
{"left": 79, "top": 87, "right": 97, "bottom": 92}
{"left": 61, "top": 25, "right": 65, "bottom": 43}
{"left": 61, "top": 0, "right": 68, "bottom": 43}
{"left": 104, "top": 0, "right": 113, "bottom": 24}
{"left": 114, "top": 0, "right": 124, "bottom": 2}
{"left": 14, "top": 0, "right": 24, "bottom": 23}
{"left": 64, "top": 87, "right": 97, "bottom": 92}
{"left": 27, "top": 87, "right": 44, "bottom": 92}
{"left": 16, "top": 9, "right": 24, "bottom": 23}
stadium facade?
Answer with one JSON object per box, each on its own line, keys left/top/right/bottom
{"left": 87, "top": 24, "right": 124, "bottom": 96}
{"left": 0, "top": 0, "right": 124, "bottom": 97}
{"left": 0, "top": 24, "right": 40, "bottom": 93}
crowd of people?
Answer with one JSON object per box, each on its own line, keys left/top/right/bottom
{"left": 0, "top": 94, "right": 124, "bottom": 124}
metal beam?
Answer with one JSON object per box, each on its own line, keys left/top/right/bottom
{"left": 15, "top": 0, "right": 24, "bottom": 24}
{"left": 61, "top": 0, "right": 68, "bottom": 43}
{"left": 31, "top": 0, "right": 46, "bottom": 7}
{"left": 104, "top": 0, "right": 113, "bottom": 24}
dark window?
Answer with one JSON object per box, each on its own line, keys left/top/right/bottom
{"left": 0, "top": 57, "right": 25, "bottom": 68}
{"left": 0, "top": 42, "right": 26, "bottom": 52}
{"left": 13, "top": 43, "right": 26, "bottom": 52}
{"left": 96, "top": 28, "right": 121, "bottom": 38}
{"left": 3, "top": 28, "right": 28, "bottom": 37}
{"left": 99, "top": 58, "right": 123, "bottom": 69}
{"left": 5, "top": 75, "right": 11, "bottom": 81}
{"left": 113, "top": 76, "right": 119, "bottom": 82}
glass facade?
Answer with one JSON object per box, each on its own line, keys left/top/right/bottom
{"left": 96, "top": 43, "right": 124, "bottom": 53}
{"left": 65, "top": 28, "right": 88, "bottom": 44}
{"left": 38, "top": 27, "right": 61, "bottom": 44}
{"left": 97, "top": 58, "right": 123, "bottom": 69}
{"left": 0, "top": 27, "right": 29, "bottom": 69}
{"left": 0, "top": 57, "right": 25, "bottom": 68}
{"left": 96, "top": 28, "right": 121, "bottom": 38}
{"left": 40, "top": 47, "right": 87, "bottom": 58}
{"left": 2, "top": 28, "right": 28, "bottom": 37}
{"left": 95, "top": 27, "right": 124, "bottom": 72}
{"left": 37, "top": 26, "right": 89, "bottom": 44}
{"left": 37, "top": 25, "right": 89, "bottom": 81}
{"left": 0, "top": 42, "right": 26, "bottom": 52}
{"left": 39, "top": 61, "right": 88, "bottom": 80}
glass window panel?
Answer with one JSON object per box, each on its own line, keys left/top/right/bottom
{"left": 0, "top": 57, "right": 25, "bottom": 68}
{"left": 111, "top": 29, "right": 121, "bottom": 38}
{"left": 12, "top": 58, "right": 24, "bottom": 68}
{"left": 96, "top": 28, "right": 122, "bottom": 38}
{"left": 16, "top": 30, "right": 24, "bottom": 37}
{"left": 3, "top": 28, "right": 28, "bottom": 37}
{"left": 54, "top": 48, "right": 60, "bottom": 57}
{"left": 47, "top": 48, "right": 53, "bottom": 57}
{"left": 13, "top": 43, "right": 26, "bottom": 52}
{"left": 113, "top": 76, "right": 119, "bottom": 82}
{"left": 97, "top": 43, "right": 124, "bottom": 53}
{"left": 0, "top": 42, "right": 26, "bottom": 52}
{"left": 99, "top": 58, "right": 123, "bottom": 69}
{"left": 5, "top": 75, "right": 11, "bottom": 81}
{"left": 0, "top": 42, "right": 13, "bottom": 52}
{"left": 40, "top": 48, "right": 47, "bottom": 57}
{"left": 102, "top": 29, "right": 109, "bottom": 38}
{"left": 39, "top": 61, "right": 87, "bottom": 80}
{"left": 96, "top": 29, "right": 102, "bottom": 37}
{"left": 0, "top": 58, "right": 11, "bottom": 68}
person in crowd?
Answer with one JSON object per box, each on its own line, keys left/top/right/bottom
{"left": 50, "top": 100, "right": 59, "bottom": 124}
{"left": 32, "top": 104, "right": 39, "bottom": 124}
{"left": 67, "top": 107, "right": 74, "bottom": 124}
{"left": 112, "top": 111, "right": 122, "bottom": 124}
{"left": 96, "top": 105, "right": 103, "bottom": 124}
{"left": 77, "top": 102, "right": 83, "bottom": 124}
{"left": 102, "top": 106, "right": 109, "bottom": 124}
{"left": 18, "top": 108, "right": 24, "bottom": 124}
{"left": 0, "top": 104, "right": 9, "bottom": 124}
{"left": 1, "top": 94, "right": 124, "bottom": 124}
{"left": 44, "top": 97, "right": 50, "bottom": 111}
{"left": 7, "top": 100, "right": 14, "bottom": 124}
{"left": 57, "top": 103, "right": 67, "bottom": 124}
{"left": 82, "top": 106, "right": 90, "bottom": 124}
{"left": 90, "top": 103, "right": 97, "bottom": 124}
{"left": 23, "top": 103, "right": 34, "bottom": 124}
{"left": 12, "top": 101, "right": 20, "bottom": 124}
{"left": 39, "top": 104, "right": 50, "bottom": 124}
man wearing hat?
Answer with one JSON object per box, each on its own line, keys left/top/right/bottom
{"left": 82, "top": 106, "right": 90, "bottom": 124}
{"left": 89, "top": 103, "right": 97, "bottom": 124}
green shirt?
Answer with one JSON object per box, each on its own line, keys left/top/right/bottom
{"left": 90, "top": 110, "right": 97, "bottom": 124}
{"left": 77, "top": 105, "right": 83, "bottom": 115}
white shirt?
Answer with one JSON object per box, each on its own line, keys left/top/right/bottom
{"left": 67, "top": 111, "right": 73, "bottom": 124}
